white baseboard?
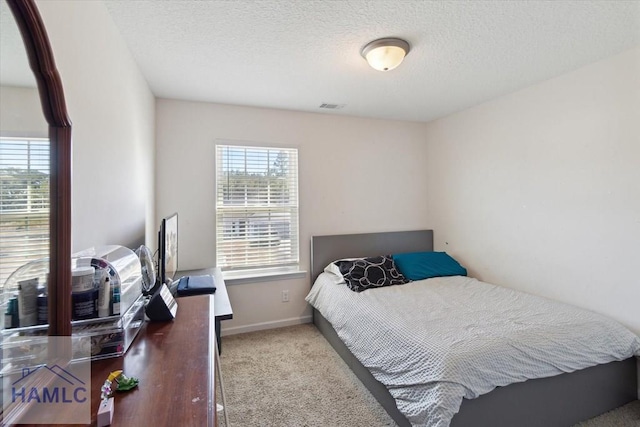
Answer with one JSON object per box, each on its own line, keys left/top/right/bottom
{"left": 221, "top": 315, "right": 312, "bottom": 336}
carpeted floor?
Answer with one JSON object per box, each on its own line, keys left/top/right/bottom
{"left": 217, "top": 324, "right": 640, "bottom": 427}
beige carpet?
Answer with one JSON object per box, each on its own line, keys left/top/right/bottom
{"left": 217, "top": 324, "right": 640, "bottom": 427}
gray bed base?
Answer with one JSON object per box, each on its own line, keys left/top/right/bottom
{"left": 310, "top": 230, "right": 638, "bottom": 427}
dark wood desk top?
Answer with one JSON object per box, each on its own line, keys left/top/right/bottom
{"left": 20, "top": 295, "right": 217, "bottom": 427}
{"left": 91, "top": 295, "right": 216, "bottom": 426}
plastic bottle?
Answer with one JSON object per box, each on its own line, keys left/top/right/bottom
{"left": 4, "top": 300, "right": 13, "bottom": 329}
{"left": 112, "top": 284, "right": 120, "bottom": 315}
{"left": 98, "top": 276, "right": 111, "bottom": 318}
{"left": 4, "top": 296, "right": 19, "bottom": 329}
{"left": 37, "top": 284, "right": 48, "bottom": 325}
{"left": 17, "top": 278, "right": 38, "bottom": 327}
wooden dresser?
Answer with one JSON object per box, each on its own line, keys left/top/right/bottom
{"left": 90, "top": 294, "right": 217, "bottom": 426}
{"left": 17, "top": 295, "right": 218, "bottom": 427}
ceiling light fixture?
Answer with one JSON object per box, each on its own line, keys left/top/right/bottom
{"left": 361, "top": 38, "right": 410, "bottom": 72}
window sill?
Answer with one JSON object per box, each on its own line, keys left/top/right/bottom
{"left": 222, "top": 267, "right": 307, "bottom": 285}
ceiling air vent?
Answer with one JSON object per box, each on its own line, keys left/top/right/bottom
{"left": 319, "top": 103, "right": 346, "bottom": 109}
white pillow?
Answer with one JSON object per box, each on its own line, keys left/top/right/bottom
{"left": 324, "top": 262, "right": 344, "bottom": 282}
{"left": 323, "top": 258, "right": 362, "bottom": 284}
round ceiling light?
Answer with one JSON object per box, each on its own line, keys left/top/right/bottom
{"left": 361, "top": 38, "right": 410, "bottom": 72}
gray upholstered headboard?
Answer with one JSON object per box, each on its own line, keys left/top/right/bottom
{"left": 310, "top": 230, "right": 434, "bottom": 284}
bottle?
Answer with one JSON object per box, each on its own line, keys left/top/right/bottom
{"left": 4, "top": 296, "right": 19, "bottom": 329}
{"left": 4, "top": 300, "right": 13, "bottom": 329}
{"left": 112, "top": 285, "right": 120, "bottom": 315}
{"left": 17, "top": 278, "right": 38, "bottom": 327}
{"left": 37, "top": 284, "right": 48, "bottom": 325}
{"left": 98, "top": 276, "right": 111, "bottom": 318}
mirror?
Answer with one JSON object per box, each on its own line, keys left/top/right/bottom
{"left": 0, "top": 0, "right": 49, "bottom": 329}
{"left": 0, "top": 0, "right": 72, "bottom": 336}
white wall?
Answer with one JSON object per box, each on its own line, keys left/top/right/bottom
{"left": 156, "top": 100, "right": 429, "bottom": 333}
{"left": 36, "top": 0, "right": 156, "bottom": 251}
{"left": 0, "top": 86, "right": 47, "bottom": 138}
{"left": 424, "top": 48, "right": 640, "bottom": 335}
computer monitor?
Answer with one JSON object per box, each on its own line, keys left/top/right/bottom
{"left": 158, "top": 212, "right": 178, "bottom": 287}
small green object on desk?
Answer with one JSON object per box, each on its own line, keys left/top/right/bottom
{"left": 115, "top": 373, "right": 139, "bottom": 392}
{"left": 104, "top": 370, "right": 139, "bottom": 394}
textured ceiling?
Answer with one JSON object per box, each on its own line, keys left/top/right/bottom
{"left": 103, "top": 0, "right": 639, "bottom": 123}
{"left": 4, "top": 1, "right": 639, "bottom": 123}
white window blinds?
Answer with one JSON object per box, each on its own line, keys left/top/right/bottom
{"left": 0, "top": 138, "right": 50, "bottom": 288}
{"left": 215, "top": 144, "right": 299, "bottom": 271}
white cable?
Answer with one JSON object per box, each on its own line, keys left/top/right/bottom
{"left": 215, "top": 339, "right": 230, "bottom": 427}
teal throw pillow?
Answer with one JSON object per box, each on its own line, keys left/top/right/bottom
{"left": 391, "top": 251, "right": 467, "bottom": 281}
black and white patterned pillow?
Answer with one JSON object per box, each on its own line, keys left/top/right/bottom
{"left": 334, "top": 255, "right": 409, "bottom": 292}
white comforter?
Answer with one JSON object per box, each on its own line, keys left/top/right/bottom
{"left": 305, "top": 273, "right": 640, "bottom": 427}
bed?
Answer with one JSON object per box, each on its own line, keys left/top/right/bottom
{"left": 307, "top": 230, "right": 639, "bottom": 427}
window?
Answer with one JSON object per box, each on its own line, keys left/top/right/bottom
{"left": 215, "top": 143, "right": 299, "bottom": 272}
{"left": 0, "top": 138, "right": 50, "bottom": 288}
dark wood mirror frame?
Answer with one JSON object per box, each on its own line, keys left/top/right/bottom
{"left": 7, "top": 0, "right": 72, "bottom": 336}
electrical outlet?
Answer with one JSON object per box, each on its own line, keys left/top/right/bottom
{"left": 281, "top": 290, "right": 289, "bottom": 302}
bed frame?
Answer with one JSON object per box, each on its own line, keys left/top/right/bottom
{"left": 310, "top": 230, "right": 637, "bottom": 427}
